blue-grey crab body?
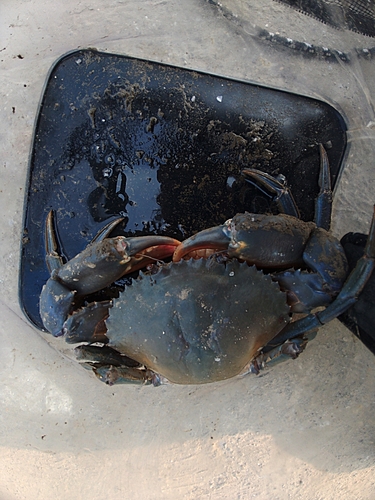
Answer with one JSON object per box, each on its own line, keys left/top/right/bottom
{"left": 106, "top": 259, "right": 290, "bottom": 384}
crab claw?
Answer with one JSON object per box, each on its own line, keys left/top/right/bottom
{"left": 40, "top": 229, "right": 181, "bottom": 336}
{"left": 173, "top": 213, "right": 313, "bottom": 268}
{"left": 172, "top": 224, "right": 232, "bottom": 262}
{"left": 54, "top": 234, "right": 181, "bottom": 296}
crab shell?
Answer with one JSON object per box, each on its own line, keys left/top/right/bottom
{"left": 106, "top": 258, "right": 291, "bottom": 384}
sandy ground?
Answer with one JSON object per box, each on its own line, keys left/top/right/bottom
{"left": 1, "top": 1, "right": 375, "bottom": 499}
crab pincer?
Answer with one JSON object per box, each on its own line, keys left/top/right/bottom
{"left": 39, "top": 210, "right": 181, "bottom": 338}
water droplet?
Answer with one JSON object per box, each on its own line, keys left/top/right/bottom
{"left": 227, "top": 176, "right": 235, "bottom": 188}
{"left": 116, "top": 172, "right": 126, "bottom": 199}
{"left": 105, "top": 153, "right": 115, "bottom": 166}
{"left": 229, "top": 271, "right": 235, "bottom": 277}
{"left": 102, "top": 167, "right": 112, "bottom": 178}
{"left": 216, "top": 95, "right": 223, "bottom": 102}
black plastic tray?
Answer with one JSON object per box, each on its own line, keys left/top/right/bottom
{"left": 21, "top": 49, "right": 347, "bottom": 331}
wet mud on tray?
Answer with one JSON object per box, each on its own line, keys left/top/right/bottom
{"left": 21, "top": 49, "right": 347, "bottom": 331}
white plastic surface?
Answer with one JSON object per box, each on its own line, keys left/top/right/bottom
{"left": 1, "top": 1, "right": 375, "bottom": 499}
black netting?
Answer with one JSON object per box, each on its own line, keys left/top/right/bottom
{"left": 275, "top": 0, "right": 375, "bottom": 37}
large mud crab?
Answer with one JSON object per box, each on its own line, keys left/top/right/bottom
{"left": 40, "top": 145, "right": 375, "bottom": 385}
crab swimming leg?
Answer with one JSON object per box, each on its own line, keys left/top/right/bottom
{"left": 40, "top": 210, "right": 181, "bottom": 338}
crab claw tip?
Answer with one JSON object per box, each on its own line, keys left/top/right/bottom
{"left": 173, "top": 225, "right": 230, "bottom": 262}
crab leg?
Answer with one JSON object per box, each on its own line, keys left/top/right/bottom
{"left": 242, "top": 144, "right": 332, "bottom": 230}
{"left": 44, "top": 210, "right": 67, "bottom": 273}
{"left": 93, "top": 365, "right": 159, "bottom": 386}
{"left": 75, "top": 346, "right": 164, "bottom": 386}
{"left": 314, "top": 144, "right": 332, "bottom": 231}
{"left": 241, "top": 169, "right": 300, "bottom": 218}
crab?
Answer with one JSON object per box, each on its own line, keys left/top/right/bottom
{"left": 39, "top": 145, "right": 375, "bottom": 386}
